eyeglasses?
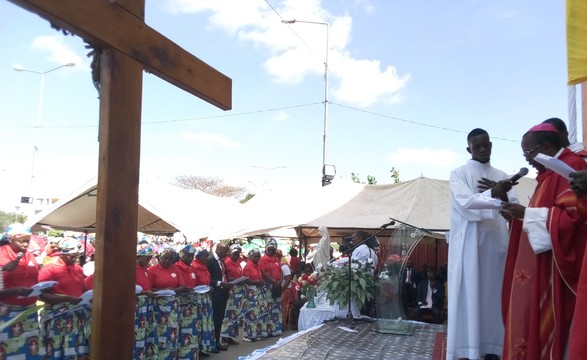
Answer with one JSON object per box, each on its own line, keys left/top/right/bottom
{"left": 523, "top": 143, "right": 543, "bottom": 157}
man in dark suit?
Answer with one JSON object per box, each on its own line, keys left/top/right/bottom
{"left": 207, "top": 242, "right": 231, "bottom": 351}
{"left": 415, "top": 267, "right": 444, "bottom": 324}
{"left": 401, "top": 260, "right": 420, "bottom": 307}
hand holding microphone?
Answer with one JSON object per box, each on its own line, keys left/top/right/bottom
{"left": 508, "top": 167, "right": 529, "bottom": 184}
{"left": 2, "top": 252, "right": 24, "bottom": 272}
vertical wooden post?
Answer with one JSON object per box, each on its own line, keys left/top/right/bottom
{"left": 91, "top": 48, "right": 143, "bottom": 359}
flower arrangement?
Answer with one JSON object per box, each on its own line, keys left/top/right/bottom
{"left": 317, "top": 258, "right": 377, "bottom": 310}
{"left": 296, "top": 271, "right": 320, "bottom": 297}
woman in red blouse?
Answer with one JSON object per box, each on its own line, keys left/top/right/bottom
{"left": 257, "top": 239, "right": 283, "bottom": 337}
{"left": 174, "top": 244, "right": 200, "bottom": 358}
{"left": 135, "top": 243, "right": 154, "bottom": 293}
{"left": 191, "top": 247, "right": 216, "bottom": 355}
{"left": 38, "top": 237, "right": 87, "bottom": 358}
{"left": 134, "top": 242, "right": 156, "bottom": 359}
{"left": 0, "top": 224, "right": 42, "bottom": 358}
{"left": 220, "top": 244, "right": 246, "bottom": 344}
{"left": 242, "top": 248, "right": 266, "bottom": 342}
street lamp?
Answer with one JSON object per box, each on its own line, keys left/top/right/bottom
{"left": 252, "top": 165, "right": 287, "bottom": 189}
{"left": 281, "top": 19, "right": 334, "bottom": 186}
{"left": 13, "top": 62, "right": 76, "bottom": 204}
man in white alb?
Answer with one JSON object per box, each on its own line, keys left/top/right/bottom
{"left": 447, "top": 128, "right": 518, "bottom": 360}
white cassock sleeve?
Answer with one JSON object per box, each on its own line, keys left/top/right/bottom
{"left": 523, "top": 207, "right": 552, "bottom": 254}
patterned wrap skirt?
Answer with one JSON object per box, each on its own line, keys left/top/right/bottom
{"left": 220, "top": 284, "right": 246, "bottom": 339}
{"left": 0, "top": 303, "right": 44, "bottom": 359}
{"left": 40, "top": 302, "right": 92, "bottom": 359}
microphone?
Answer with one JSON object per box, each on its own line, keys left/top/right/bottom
{"left": 509, "top": 167, "right": 529, "bottom": 183}
{"left": 380, "top": 220, "right": 396, "bottom": 228}
{"left": 15, "top": 252, "right": 24, "bottom": 260}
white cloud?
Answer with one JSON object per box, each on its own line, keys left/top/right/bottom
{"left": 273, "top": 111, "right": 289, "bottom": 122}
{"left": 162, "top": 0, "right": 409, "bottom": 107}
{"left": 388, "top": 148, "right": 459, "bottom": 168}
{"left": 181, "top": 131, "right": 239, "bottom": 150}
{"left": 31, "top": 36, "right": 85, "bottom": 68}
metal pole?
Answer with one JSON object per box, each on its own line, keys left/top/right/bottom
{"left": 30, "top": 73, "right": 45, "bottom": 198}
{"left": 14, "top": 63, "right": 75, "bottom": 203}
{"left": 321, "top": 23, "right": 330, "bottom": 187}
{"left": 281, "top": 20, "right": 331, "bottom": 186}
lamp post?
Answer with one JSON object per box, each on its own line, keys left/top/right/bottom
{"left": 281, "top": 19, "right": 335, "bottom": 186}
{"left": 13, "top": 62, "right": 75, "bottom": 204}
{"left": 252, "top": 165, "right": 287, "bottom": 189}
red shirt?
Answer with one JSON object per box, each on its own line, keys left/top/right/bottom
{"left": 84, "top": 274, "right": 94, "bottom": 290}
{"left": 39, "top": 257, "right": 85, "bottom": 297}
{"left": 136, "top": 263, "right": 152, "bottom": 291}
{"left": 243, "top": 260, "right": 262, "bottom": 282}
{"left": 0, "top": 244, "right": 39, "bottom": 306}
{"left": 289, "top": 256, "right": 300, "bottom": 274}
{"left": 192, "top": 259, "right": 211, "bottom": 286}
{"left": 174, "top": 261, "right": 197, "bottom": 288}
{"left": 148, "top": 263, "right": 184, "bottom": 290}
{"left": 258, "top": 254, "right": 281, "bottom": 282}
{"left": 224, "top": 257, "right": 243, "bottom": 280}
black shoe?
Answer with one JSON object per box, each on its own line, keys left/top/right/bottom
{"left": 224, "top": 337, "right": 239, "bottom": 345}
{"left": 199, "top": 352, "right": 211, "bottom": 357}
{"left": 484, "top": 355, "right": 500, "bottom": 360}
{"left": 218, "top": 344, "right": 228, "bottom": 351}
{"left": 208, "top": 349, "right": 220, "bottom": 354}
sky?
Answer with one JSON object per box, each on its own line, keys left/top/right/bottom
{"left": 0, "top": 0, "right": 578, "bottom": 214}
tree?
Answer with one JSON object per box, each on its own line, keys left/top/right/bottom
{"left": 351, "top": 168, "right": 401, "bottom": 185}
{"left": 0, "top": 210, "right": 27, "bottom": 233}
{"left": 350, "top": 172, "right": 377, "bottom": 185}
{"left": 172, "top": 175, "right": 247, "bottom": 198}
{"left": 390, "top": 167, "right": 401, "bottom": 184}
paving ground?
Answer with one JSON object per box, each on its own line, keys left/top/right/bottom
{"left": 211, "top": 329, "right": 297, "bottom": 360}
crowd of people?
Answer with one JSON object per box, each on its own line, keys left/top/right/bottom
{"left": 4, "top": 116, "right": 587, "bottom": 360}
{"left": 0, "top": 229, "right": 305, "bottom": 359}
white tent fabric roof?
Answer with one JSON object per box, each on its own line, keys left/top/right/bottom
{"left": 28, "top": 180, "right": 243, "bottom": 239}
{"left": 234, "top": 176, "right": 537, "bottom": 239}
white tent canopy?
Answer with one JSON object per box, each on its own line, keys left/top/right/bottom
{"left": 234, "top": 176, "right": 538, "bottom": 241}
{"left": 27, "top": 179, "right": 244, "bottom": 239}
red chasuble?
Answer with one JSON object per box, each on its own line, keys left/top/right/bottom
{"left": 502, "top": 148, "right": 587, "bottom": 360}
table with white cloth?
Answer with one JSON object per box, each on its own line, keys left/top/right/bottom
{"left": 297, "top": 302, "right": 336, "bottom": 331}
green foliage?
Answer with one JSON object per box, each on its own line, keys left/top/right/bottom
{"left": 390, "top": 167, "right": 401, "bottom": 184}
{"left": 47, "top": 230, "right": 64, "bottom": 237}
{"left": 366, "top": 175, "right": 377, "bottom": 185}
{"left": 0, "top": 211, "right": 27, "bottom": 233}
{"left": 240, "top": 193, "right": 255, "bottom": 204}
{"left": 351, "top": 172, "right": 361, "bottom": 184}
{"left": 317, "top": 259, "right": 377, "bottom": 310}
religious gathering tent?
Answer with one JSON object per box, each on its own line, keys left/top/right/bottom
{"left": 27, "top": 178, "right": 244, "bottom": 239}
{"left": 234, "top": 176, "right": 537, "bottom": 242}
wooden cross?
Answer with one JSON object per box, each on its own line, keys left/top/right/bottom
{"left": 8, "top": 0, "right": 232, "bottom": 358}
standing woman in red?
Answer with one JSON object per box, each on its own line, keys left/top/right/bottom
{"left": 220, "top": 244, "right": 245, "bottom": 344}
{"left": 148, "top": 247, "right": 187, "bottom": 359}
{"left": 0, "top": 224, "right": 42, "bottom": 359}
{"left": 174, "top": 244, "right": 199, "bottom": 359}
{"left": 38, "top": 238, "right": 86, "bottom": 359}
{"left": 191, "top": 247, "right": 216, "bottom": 356}
{"left": 134, "top": 242, "right": 156, "bottom": 359}
{"left": 258, "top": 238, "right": 283, "bottom": 337}
{"left": 242, "top": 248, "right": 265, "bottom": 342}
